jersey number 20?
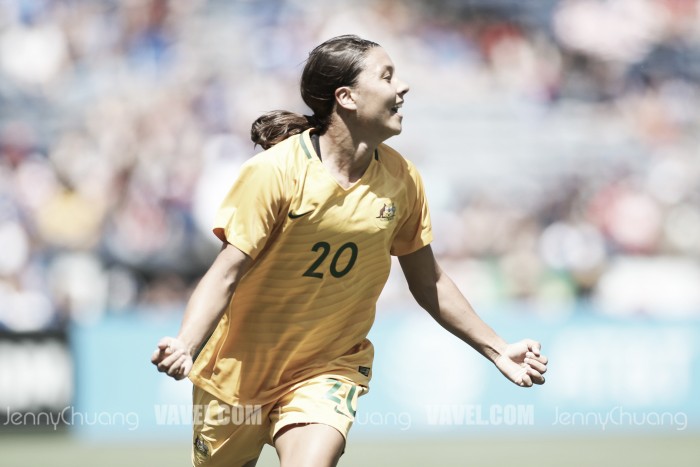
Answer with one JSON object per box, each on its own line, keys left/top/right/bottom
{"left": 303, "top": 242, "right": 358, "bottom": 279}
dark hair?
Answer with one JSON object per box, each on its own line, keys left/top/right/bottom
{"left": 250, "top": 35, "right": 379, "bottom": 149}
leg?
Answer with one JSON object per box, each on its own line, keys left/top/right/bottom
{"left": 274, "top": 423, "right": 345, "bottom": 467}
{"left": 269, "top": 377, "right": 367, "bottom": 467}
{"left": 192, "top": 385, "right": 270, "bottom": 467}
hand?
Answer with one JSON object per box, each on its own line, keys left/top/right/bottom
{"left": 151, "top": 336, "right": 193, "bottom": 381}
{"left": 494, "top": 339, "right": 548, "bottom": 387}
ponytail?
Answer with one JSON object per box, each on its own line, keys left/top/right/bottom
{"left": 250, "top": 111, "right": 327, "bottom": 150}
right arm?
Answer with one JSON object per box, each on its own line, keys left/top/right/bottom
{"left": 151, "top": 241, "right": 252, "bottom": 380}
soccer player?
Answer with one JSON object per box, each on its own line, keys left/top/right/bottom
{"left": 151, "top": 34, "right": 548, "bottom": 467}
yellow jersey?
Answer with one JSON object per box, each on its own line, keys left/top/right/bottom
{"left": 189, "top": 129, "right": 432, "bottom": 405}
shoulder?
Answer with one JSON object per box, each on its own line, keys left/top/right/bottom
{"left": 242, "top": 133, "right": 307, "bottom": 173}
{"left": 376, "top": 143, "right": 422, "bottom": 180}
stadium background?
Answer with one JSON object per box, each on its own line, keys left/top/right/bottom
{"left": 1, "top": 0, "right": 699, "bottom": 465}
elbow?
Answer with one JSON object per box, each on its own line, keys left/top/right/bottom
{"left": 408, "top": 283, "right": 439, "bottom": 316}
{"left": 221, "top": 268, "right": 242, "bottom": 295}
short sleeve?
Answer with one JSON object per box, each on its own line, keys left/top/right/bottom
{"left": 390, "top": 164, "right": 432, "bottom": 256}
{"left": 213, "top": 155, "right": 287, "bottom": 259}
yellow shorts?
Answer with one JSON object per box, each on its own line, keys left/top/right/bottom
{"left": 191, "top": 375, "right": 367, "bottom": 467}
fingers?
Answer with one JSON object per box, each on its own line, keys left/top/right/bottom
{"left": 151, "top": 336, "right": 193, "bottom": 380}
{"left": 519, "top": 371, "right": 533, "bottom": 387}
{"left": 157, "top": 347, "right": 186, "bottom": 372}
{"left": 166, "top": 352, "right": 188, "bottom": 378}
{"left": 523, "top": 339, "right": 541, "bottom": 357}
{"left": 151, "top": 337, "right": 174, "bottom": 364}
{"left": 516, "top": 365, "right": 545, "bottom": 387}
{"left": 523, "top": 339, "right": 548, "bottom": 374}
{"left": 169, "top": 356, "right": 194, "bottom": 381}
{"left": 524, "top": 345, "right": 547, "bottom": 385}
{"left": 151, "top": 347, "right": 163, "bottom": 364}
{"left": 151, "top": 346, "right": 172, "bottom": 365}
{"left": 526, "top": 351, "right": 548, "bottom": 364}
{"left": 157, "top": 337, "right": 172, "bottom": 350}
{"left": 526, "top": 365, "right": 545, "bottom": 385}
{"left": 174, "top": 359, "right": 194, "bottom": 381}
{"left": 500, "top": 339, "right": 548, "bottom": 388}
{"left": 510, "top": 365, "right": 532, "bottom": 387}
{"left": 156, "top": 348, "right": 192, "bottom": 380}
{"left": 525, "top": 355, "right": 547, "bottom": 374}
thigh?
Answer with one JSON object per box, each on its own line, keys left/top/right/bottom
{"left": 192, "top": 385, "right": 271, "bottom": 467}
{"left": 274, "top": 423, "right": 345, "bottom": 467}
{"left": 270, "top": 376, "right": 366, "bottom": 467}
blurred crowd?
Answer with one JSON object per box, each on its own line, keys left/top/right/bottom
{"left": 1, "top": 0, "right": 699, "bottom": 331}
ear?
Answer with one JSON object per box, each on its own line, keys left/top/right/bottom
{"left": 335, "top": 86, "right": 357, "bottom": 111}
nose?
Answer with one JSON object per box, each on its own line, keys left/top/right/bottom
{"left": 397, "top": 78, "right": 409, "bottom": 96}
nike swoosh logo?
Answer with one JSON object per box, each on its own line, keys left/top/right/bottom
{"left": 288, "top": 210, "right": 313, "bottom": 219}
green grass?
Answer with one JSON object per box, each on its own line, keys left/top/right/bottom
{"left": 1, "top": 433, "right": 698, "bottom": 467}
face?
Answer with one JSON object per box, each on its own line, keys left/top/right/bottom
{"left": 345, "top": 47, "right": 409, "bottom": 140}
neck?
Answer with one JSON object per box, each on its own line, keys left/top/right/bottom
{"left": 318, "top": 123, "right": 377, "bottom": 189}
{"left": 319, "top": 118, "right": 381, "bottom": 188}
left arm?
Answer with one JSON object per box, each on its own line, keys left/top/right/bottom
{"left": 398, "top": 245, "right": 547, "bottom": 387}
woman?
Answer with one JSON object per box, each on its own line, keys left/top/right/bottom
{"left": 151, "top": 34, "right": 548, "bottom": 467}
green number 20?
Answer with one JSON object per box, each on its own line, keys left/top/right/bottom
{"left": 303, "top": 242, "right": 358, "bottom": 279}
{"left": 324, "top": 379, "right": 357, "bottom": 419}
